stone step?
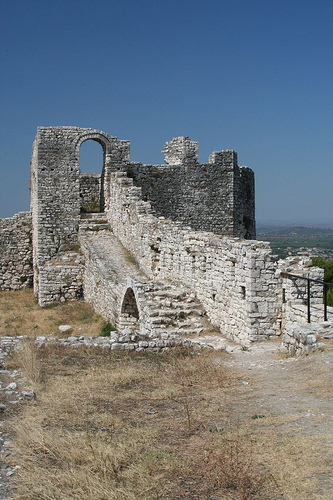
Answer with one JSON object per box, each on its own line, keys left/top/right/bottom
{"left": 151, "top": 326, "right": 204, "bottom": 336}
{"left": 80, "top": 212, "right": 107, "bottom": 220}
{"left": 79, "top": 223, "right": 110, "bottom": 232}
{"left": 154, "top": 307, "right": 205, "bottom": 317}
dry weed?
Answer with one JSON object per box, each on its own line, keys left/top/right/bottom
{"left": 3, "top": 338, "right": 332, "bottom": 499}
{"left": 199, "top": 427, "right": 281, "bottom": 500}
{"left": 11, "top": 338, "right": 43, "bottom": 386}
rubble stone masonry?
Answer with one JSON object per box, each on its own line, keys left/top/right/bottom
{"left": 0, "top": 212, "right": 32, "bottom": 290}
{"left": 0, "top": 127, "right": 325, "bottom": 346}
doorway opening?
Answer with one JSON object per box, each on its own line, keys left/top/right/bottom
{"left": 79, "top": 140, "right": 105, "bottom": 213}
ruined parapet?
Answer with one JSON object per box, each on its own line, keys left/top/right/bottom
{"left": 128, "top": 140, "right": 255, "bottom": 238}
{"left": 162, "top": 136, "right": 198, "bottom": 166}
{"left": 208, "top": 149, "right": 237, "bottom": 167}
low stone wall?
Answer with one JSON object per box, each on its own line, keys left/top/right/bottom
{"left": 282, "top": 324, "right": 318, "bottom": 355}
{"left": 282, "top": 315, "right": 333, "bottom": 355}
{"left": 37, "top": 252, "right": 84, "bottom": 307}
{"left": 0, "top": 332, "right": 214, "bottom": 355}
{"left": 107, "top": 171, "right": 282, "bottom": 343}
{"left": 0, "top": 212, "right": 33, "bottom": 290}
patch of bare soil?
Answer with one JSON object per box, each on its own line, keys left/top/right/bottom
{"left": 221, "top": 337, "right": 333, "bottom": 498}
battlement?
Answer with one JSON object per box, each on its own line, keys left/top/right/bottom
{"left": 162, "top": 136, "right": 199, "bottom": 165}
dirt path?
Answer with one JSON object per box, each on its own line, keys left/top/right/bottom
{"left": 226, "top": 338, "right": 333, "bottom": 423}
{"left": 222, "top": 337, "right": 333, "bottom": 497}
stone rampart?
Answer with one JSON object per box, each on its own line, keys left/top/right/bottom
{"left": 107, "top": 171, "right": 281, "bottom": 343}
{"left": 2, "top": 126, "right": 326, "bottom": 348}
{"left": 0, "top": 212, "right": 33, "bottom": 290}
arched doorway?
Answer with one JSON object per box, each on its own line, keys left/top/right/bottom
{"left": 79, "top": 139, "right": 106, "bottom": 213}
{"left": 121, "top": 288, "right": 140, "bottom": 318}
{"left": 118, "top": 287, "right": 140, "bottom": 333}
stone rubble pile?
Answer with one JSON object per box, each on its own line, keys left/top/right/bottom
{"left": 282, "top": 320, "right": 333, "bottom": 355}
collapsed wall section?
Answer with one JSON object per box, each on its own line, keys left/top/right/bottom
{"left": 107, "top": 171, "right": 281, "bottom": 343}
{"left": 0, "top": 212, "right": 33, "bottom": 290}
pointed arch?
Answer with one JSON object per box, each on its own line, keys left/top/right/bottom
{"left": 121, "top": 287, "right": 140, "bottom": 319}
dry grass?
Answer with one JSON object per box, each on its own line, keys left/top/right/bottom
{"left": 5, "top": 345, "right": 286, "bottom": 500}
{"left": 2, "top": 292, "right": 333, "bottom": 499}
{"left": 11, "top": 339, "right": 43, "bottom": 386}
{"left": 0, "top": 289, "right": 104, "bottom": 337}
{"left": 6, "top": 344, "right": 332, "bottom": 499}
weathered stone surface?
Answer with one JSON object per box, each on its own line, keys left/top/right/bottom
{"left": 0, "top": 212, "right": 32, "bottom": 290}
{"left": 58, "top": 325, "right": 73, "bottom": 333}
{"left": 1, "top": 126, "right": 330, "bottom": 347}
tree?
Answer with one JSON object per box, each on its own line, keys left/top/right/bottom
{"left": 312, "top": 257, "right": 333, "bottom": 307}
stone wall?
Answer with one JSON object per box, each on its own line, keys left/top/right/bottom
{"left": 37, "top": 252, "right": 84, "bottom": 307}
{"left": 30, "top": 127, "right": 130, "bottom": 305}
{"left": 277, "top": 257, "right": 324, "bottom": 328}
{"left": 1, "top": 127, "right": 326, "bottom": 348}
{"left": 0, "top": 212, "right": 33, "bottom": 290}
{"left": 127, "top": 141, "right": 255, "bottom": 239}
{"left": 107, "top": 171, "right": 281, "bottom": 343}
{"left": 80, "top": 173, "right": 102, "bottom": 213}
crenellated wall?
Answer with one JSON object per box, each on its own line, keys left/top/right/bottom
{"left": 127, "top": 139, "right": 255, "bottom": 238}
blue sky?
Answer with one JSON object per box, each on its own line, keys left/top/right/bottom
{"left": 1, "top": 0, "right": 332, "bottom": 224}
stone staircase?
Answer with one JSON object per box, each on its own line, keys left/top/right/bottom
{"left": 134, "top": 281, "right": 219, "bottom": 338}
{"left": 79, "top": 221, "right": 220, "bottom": 339}
{"left": 79, "top": 213, "right": 110, "bottom": 232}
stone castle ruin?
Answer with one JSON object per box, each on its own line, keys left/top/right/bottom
{"left": 0, "top": 127, "right": 329, "bottom": 350}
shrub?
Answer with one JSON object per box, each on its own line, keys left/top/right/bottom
{"left": 99, "top": 320, "right": 116, "bottom": 337}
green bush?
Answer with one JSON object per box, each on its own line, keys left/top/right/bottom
{"left": 99, "top": 320, "right": 116, "bottom": 337}
{"left": 312, "top": 257, "right": 333, "bottom": 306}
